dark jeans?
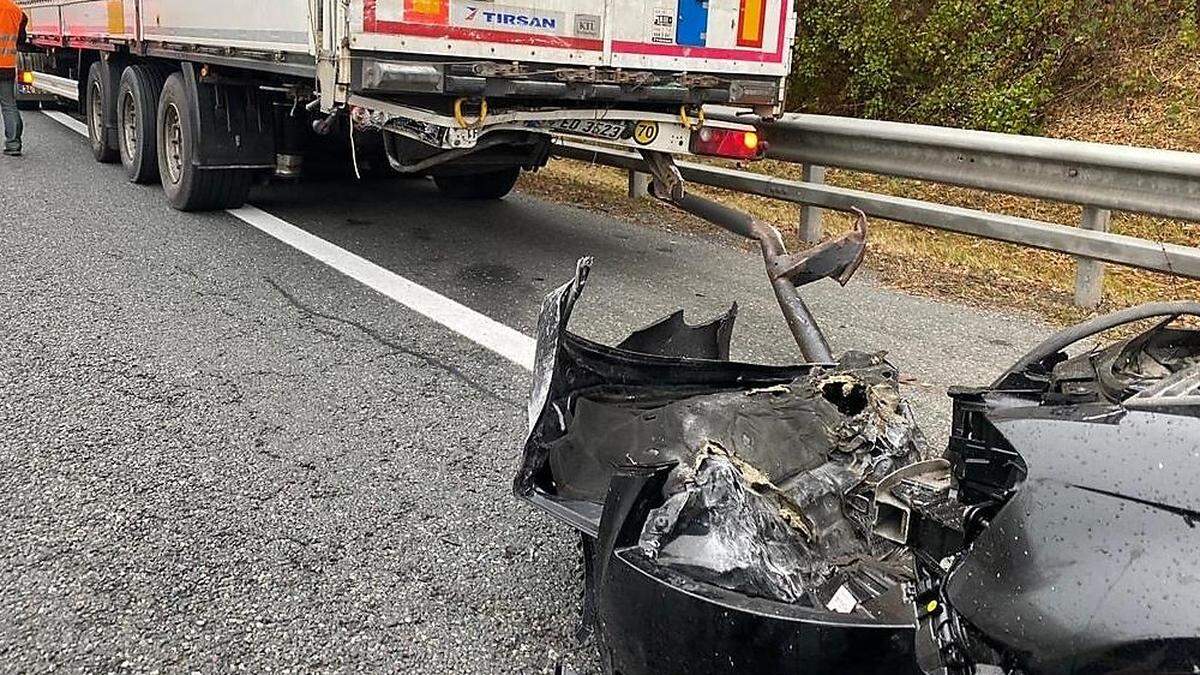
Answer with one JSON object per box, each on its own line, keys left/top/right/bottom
{"left": 0, "top": 72, "right": 22, "bottom": 151}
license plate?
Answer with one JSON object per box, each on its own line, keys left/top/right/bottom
{"left": 544, "top": 119, "right": 631, "bottom": 140}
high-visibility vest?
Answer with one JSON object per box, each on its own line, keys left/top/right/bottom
{"left": 0, "top": 0, "right": 23, "bottom": 70}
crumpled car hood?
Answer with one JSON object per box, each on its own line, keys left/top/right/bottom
{"left": 944, "top": 405, "right": 1200, "bottom": 674}
{"left": 899, "top": 304, "right": 1200, "bottom": 675}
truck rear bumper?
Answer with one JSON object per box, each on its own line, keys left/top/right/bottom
{"left": 349, "top": 94, "right": 759, "bottom": 158}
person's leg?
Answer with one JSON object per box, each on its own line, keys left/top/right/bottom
{"left": 0, "top": 73, "right": 22, "bottom": 154}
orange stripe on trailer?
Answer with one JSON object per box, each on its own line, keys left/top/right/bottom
{"left": 737, "top": 0, "right": 766, "bottom": 48}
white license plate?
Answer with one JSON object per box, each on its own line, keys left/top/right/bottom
{"left": 544, "top": 119, "right": 631, "bottom": 140}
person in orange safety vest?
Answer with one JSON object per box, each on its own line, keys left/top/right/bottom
{"left": 1, "top": 0, "right": 29, "bottom": 156}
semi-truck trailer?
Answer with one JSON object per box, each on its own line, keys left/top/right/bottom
{"left": 17, "top": 0, "right": 795, "bottom": 210}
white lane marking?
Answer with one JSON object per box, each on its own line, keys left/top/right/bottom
{"left": 43, "top": 111, "right": 538, "bottom": 371}
{"left": 43, "top": 110, "right": 90, "bottom": 137}
{"left": 229, "top": 206, "right": 537, "bottom": 369}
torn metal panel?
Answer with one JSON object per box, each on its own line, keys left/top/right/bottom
{"left": 526, "top": 257, "right": 591, "bottom": 432}
{"left": 516, "top": 258, "right": 816, "bottom": 535}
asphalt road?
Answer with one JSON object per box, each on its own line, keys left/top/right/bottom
{"left": 0, "top": 112, "right": 1051, "bottom": 674}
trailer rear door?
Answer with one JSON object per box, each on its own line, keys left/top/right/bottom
{"left": 608, "top": 0, "right": 793, "bottom": 76}
{"left": 349, "top": 0, "right": 793, "bottom": 77}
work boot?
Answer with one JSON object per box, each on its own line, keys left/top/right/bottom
{"left": 2, "top": 144, "right": 20, "bottom": 157}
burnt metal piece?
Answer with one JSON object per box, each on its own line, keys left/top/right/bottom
{"left": 588, "top": 464, "right": 917, "bottom": 675}
{"left": 873, "top": 459, "right": 963, "bottom": 560}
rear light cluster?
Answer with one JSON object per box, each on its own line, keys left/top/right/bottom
{"left": 20, "top": 71, "right": 34, "bottom": 85}
{"left": 690, "top": 127, "right": 763, "bottom": 160}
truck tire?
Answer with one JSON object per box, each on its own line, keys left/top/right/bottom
{"left": 85, "top": 62, "right": 119, "bottom": 164}
{"left": 156, "top": 73, "right": 254, "bottom": 212}
{"left": 117, "top": 64, "right": 171, "bottom": 184}
{"left": 432, "top": 167, "right": 521, "bottom": 200}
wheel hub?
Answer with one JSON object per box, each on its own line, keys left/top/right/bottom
{"left": 163, "top": 103, "right": 184, "bottom": 185}
{"left": 89, "top": 81, "right": 104, "bottom": 144}
{"left": 120, "top": 91, "right": 137, "bottom": 162}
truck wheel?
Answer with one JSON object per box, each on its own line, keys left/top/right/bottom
{"left": 156, "top": 73, "right": 253, "bottom": 211}
{"left": 432, "top": 167, "right": 521, "bottom": 200}
{"left": 85, "top": 62, "right": 119, "bottom": 164}
{"left": 117, "top": 65, "right": 171, "bottom": 184}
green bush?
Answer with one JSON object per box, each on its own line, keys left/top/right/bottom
{"left": 788, "top": 0, "right": 1187, "bottom": 134}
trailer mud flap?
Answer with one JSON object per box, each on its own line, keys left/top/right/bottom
{"left": 180, "top": 63, "right": 275, "bottom": 169}
{"left": 93, "top": 55, "right": 123, "bottom": 150}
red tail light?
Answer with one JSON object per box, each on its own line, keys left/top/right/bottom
{"left": 690, "top": 127, "right": 763, "bottom": 160}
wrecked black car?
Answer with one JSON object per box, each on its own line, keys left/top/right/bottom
{"left": 515, "top": 153, "right": 1200, "bottom": 674}
{"left": 516, "top": 261, "right": 1200, "bottom": 675}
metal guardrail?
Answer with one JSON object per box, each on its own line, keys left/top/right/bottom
{"left": 557, "top": 113, "right": 1200, "bottom": 308}
{"left": 724, "top": 112, "right": 1200, "bottom": 223}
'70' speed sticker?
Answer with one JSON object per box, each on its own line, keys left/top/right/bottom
{"left": 633, "top": 121, "right": 660, "bottom": 145}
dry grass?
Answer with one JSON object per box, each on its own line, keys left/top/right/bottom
{"left": 517, "top": 35, "right": 1200, "bottom": 327}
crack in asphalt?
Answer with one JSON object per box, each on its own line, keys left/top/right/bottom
{"left": 261, "top": 277, "right": 522, "bottom": 410}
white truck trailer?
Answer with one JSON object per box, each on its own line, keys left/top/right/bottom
{"left": 17, "top": 0, "right": 795, "bottom": 210}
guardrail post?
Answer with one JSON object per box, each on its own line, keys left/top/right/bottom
{"left": 628, "top": 170, "right": 651, "bottom": 199}
{"left": 799, "top": 164, "right": 826, "bottom": 243}
{"left": 1074, "top": 206, "right": 1112, "bottom": 309}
